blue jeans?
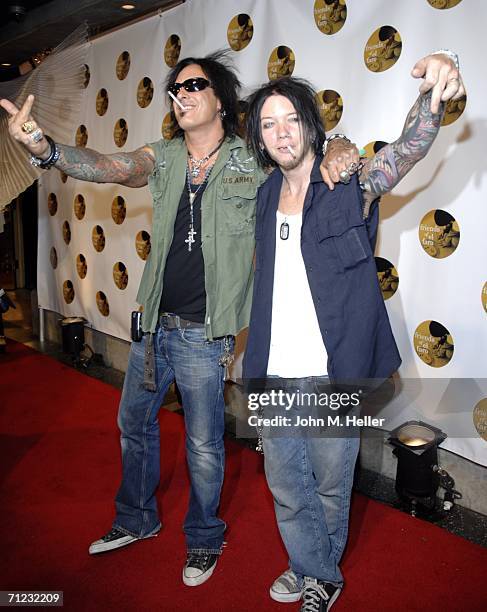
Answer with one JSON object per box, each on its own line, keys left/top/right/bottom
{"left": 262, "top": 378, "right": 360, "bottom": 586}
{"left": 113, "top": 325, "right": 230, "bottom": 554}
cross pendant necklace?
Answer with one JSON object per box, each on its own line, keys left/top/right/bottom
{"left": 185, "top": 227, "right": 197, "bottom": 251}
{"left": 185, "top": 163, "right": 214, "bottom": 252}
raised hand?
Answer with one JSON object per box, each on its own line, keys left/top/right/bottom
{"left": 0, "top": 94, "right": 50, "bottom": 158}
{"left": 411, "top": 53, "right": 465, "bottom": 114}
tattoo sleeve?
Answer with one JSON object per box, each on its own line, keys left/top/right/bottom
{"left": 360, "top": 91, "right": 445, "bottom": 204}
{"left": 53, "top": 145, "right": 155, "bottom": 187}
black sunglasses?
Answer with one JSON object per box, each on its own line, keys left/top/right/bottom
{"left": 168, "top": 77, "right": 212, "bottom": 97}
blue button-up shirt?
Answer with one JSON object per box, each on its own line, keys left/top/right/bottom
{"left": 242, "top": 156, "right": 401, "bottom": 382}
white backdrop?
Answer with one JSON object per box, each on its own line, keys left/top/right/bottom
{"left": 37, "top": 0, "right": 487, "bottom": 465}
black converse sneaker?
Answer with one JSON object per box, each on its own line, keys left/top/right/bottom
{"left": 182, "top": 552, "right": 219, "bottom": 586}
{"left": 88, "top": 526, "right": 160, "bottom": 555}
{"left": 300, "top": 577, "right": 341, "bottom": 612}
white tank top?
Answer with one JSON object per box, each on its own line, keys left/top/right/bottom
{"left": 266, "top": 210, "right": 328, "bottom": 377}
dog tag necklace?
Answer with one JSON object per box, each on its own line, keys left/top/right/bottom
{"left": 280, "top": 218, "right": 289, "bottom": 240}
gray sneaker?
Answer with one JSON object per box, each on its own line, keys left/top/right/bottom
{"left": 270, "top": 568, "right": 302, "bottom": 603}
{"left": 88, "top": 526, "right": 160, "bottom": 555}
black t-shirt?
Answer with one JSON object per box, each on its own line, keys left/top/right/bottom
{"left": 159, "top": 181, "right": 207, "bottom": 323}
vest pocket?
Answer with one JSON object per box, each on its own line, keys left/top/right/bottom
{"left": 317, "top": 212, "right": 370, "bottom": 270}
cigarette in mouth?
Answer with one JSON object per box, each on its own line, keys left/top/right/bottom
{"left": 287, "top": 145, "right": 296, "bottom": 158}
{"left": 168, "top": 90, "right": 188, "bottom": 111}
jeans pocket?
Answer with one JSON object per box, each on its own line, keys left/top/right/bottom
{"left": 180, "top": 327, "right": 212, "bottom": 346}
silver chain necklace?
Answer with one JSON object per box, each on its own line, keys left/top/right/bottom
{"left": 188, "top": 139, "right": 223, "bottom": 179}
{"left": 185, "top": 164, "right": 213, "bottom": 252}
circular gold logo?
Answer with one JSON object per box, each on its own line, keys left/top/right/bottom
{"left": 375, "top": 257, "right": 399, "bottom": 300}
{"left": 92, "top": 225, "right": 105, "bottom": 252}
{"left": 47, "top": 192, "right": 58, "bottom": 216}
{"left": 96, "top": 88, "right": 109, "bottom": 116}
{"left": 473, "top": 398, "right": 487, "bottom": 441}
{"left": 63, "top": 280, "right": 75, "bottom": 304}
{"left": 419, "top": 209, "right": 460, "bottom": 258}
{"left": 314, "top": 0, "right": 347, "bottom": 35}
{"left": 268, "top": 46, "right": 295, "bottom": 80}
{"left": 96, "top": 290, "right": 110, "bottom": 317}
{"left": 413, "top": 320, "right": 454, "bottom": 367}
{"left": 316, "top": 90, "right": 343, "bottom": 131}
{"left": 83, "top": 64, "right": 90, "bottom": 88}
{"left": 227, "top": 14, "right": 254, "bottom": 51}
{"left": 114, "top": 118, "right": 128, "bottom": 148}
{"left": 50, "top": 247, "right": 58, "bottom": 270}
{"left": 116, "top": 51, "right": 130, "bottom": 80}
{"left": 427, "top": 0, "right": 463, "bottom": 9}
{"left": 441, "top": 93, "right": 467, "bottom": 127}
{"left": 482, "top": 282, "right": 487, "bottom": 314}
{"left": 111, "top": 196, "right": 126, "bottom": 225}
{"left": 75, "top": 125, "right": 88, "bottom": 148}
{"left": 59, "top": 170, "right": 68, "bottom": 183}
{"left": 62, "top": 221, "right": 71, "bottom": 245}
{"left": 162, "top": 112, "right": 177, "bottom": 140}
{"left": 164, "top": 34, "right": 181, "bottom": 67}
{"left": 364, "top": 26, "right": 402, "bottom": 72}
{"left": 113, "top": 261, "right": 128, "bottom": 290}
{"left": 136, "top": 230, "right": 151, "bottom": 261}
{"left": 74, "top": 194, "right": 86, "bottom": 220}
{"left": 363, "top": 140, "right": 388, "bottom": 159}
{"left": 137, "top": 77, "right": 154, "bottom": 109}
{"left": 76, "top": 254, "right": 87, "bottom": 279}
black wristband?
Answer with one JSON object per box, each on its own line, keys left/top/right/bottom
{"left": 30, "top": 135, "right": 60, "bottom": 169}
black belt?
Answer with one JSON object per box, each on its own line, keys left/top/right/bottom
{"left": 159, "top": 313, "right": 205, "bottom": 330}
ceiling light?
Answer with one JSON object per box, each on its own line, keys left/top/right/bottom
{"left": 1, "top": 63, "right": 12, "bottom": 67}
{"left": 121, "top": 3, "right": 136, "bottom": 9}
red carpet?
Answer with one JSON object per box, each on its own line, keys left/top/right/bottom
{"left": 1, "top": 339, "right": 486, "bottom": 611}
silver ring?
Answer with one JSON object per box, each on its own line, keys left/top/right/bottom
{"left": 30, "top": 129, "right": 43, "bottom": 143}
{"left": 347, "top": 162, "right": 359, "bottom": 173}
{"left": 339, "top": 170, "right": 351, "bottom": 184}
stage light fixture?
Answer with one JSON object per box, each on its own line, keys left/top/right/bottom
{"left": 388, "top": 420, "right": 460, "bottom": 517}
{"left": 60, "top": 317, "right": 94, "bottom": 367}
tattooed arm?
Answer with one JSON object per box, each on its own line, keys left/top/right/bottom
{"left": 52, "top": 145, "right": 155, "bottom": 187}
{"left": 0, "top": 94, "right": 155, "bottom": 187}
{"left": 359, "top": 51, "right": 465, "bottom": 214}
{"left": 359, "top": 90, "right": 444, "bottom": 211}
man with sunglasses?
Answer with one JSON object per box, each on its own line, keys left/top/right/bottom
{"left": 1, "top": 51, "right": 358, "bottom": 586}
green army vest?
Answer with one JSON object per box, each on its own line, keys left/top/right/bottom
{"left": 136, "top": 135, "right": 266, "bottom": 339}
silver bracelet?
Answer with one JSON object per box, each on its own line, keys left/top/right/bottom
{"left": 431, "top": 49, "right": 459, "bottom": 70}
{"left": 322, "top": 133, "right": 351, "bottom": 157}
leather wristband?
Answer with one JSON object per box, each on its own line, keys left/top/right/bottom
{"left": 322, "top": 133, "right": 351, "bottom": 157}
{"left": 30, "top": 135, "right": 60, "bottom": 169}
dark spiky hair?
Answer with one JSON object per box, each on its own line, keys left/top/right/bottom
{"left": 245, "top": 77, "right": 326, "bottom": 169}
{"left": 165, "top": 49, "right": 241, "bottom": 139}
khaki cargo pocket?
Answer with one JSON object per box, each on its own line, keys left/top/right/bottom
{"left": 221, "top": 182, "right": 257, "bottom": 235}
